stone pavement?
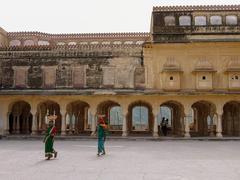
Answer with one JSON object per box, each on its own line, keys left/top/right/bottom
{"left": 0, "top": 140, "right": 240, "bottom": 180}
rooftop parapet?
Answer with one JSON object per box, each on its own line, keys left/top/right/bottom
{"left": 151, "top": 4, "right": 240, "bottom": 43}
{"left": 153, "top": 5, "right": 240, "bottom": 12}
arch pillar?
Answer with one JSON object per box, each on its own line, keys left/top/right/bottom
{"left": 184, "top": 104, "right": 192, "bottom": 138}
{"left": 31, "top": 106, "right": 38, "bottom": 135}
{"left": 152, "top": 104, "right": 159, "bottom": 137}
{"left": 3, "top": 113, "right": 10, "bottom": 135}
{"left": 121, "top": 105, "right": 128, "bottom": 137}
{"left": 89, "top": 106, "right": 97, "bottom": 136}
{"left": 216, "top": 104, "right": 223, "bottom": 138}
{"left": 61, "top": 104, "right": 67, "bottom": 136}
{"left": 1, "top": 104, "right": 9, "bottom": 135}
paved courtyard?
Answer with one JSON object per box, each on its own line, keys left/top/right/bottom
{"left": 0, "top": 140, "right": 240, "bottom": 180}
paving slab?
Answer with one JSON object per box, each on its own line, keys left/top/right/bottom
{"left": 0, "top": 140, "right": 240, "bottom": 180}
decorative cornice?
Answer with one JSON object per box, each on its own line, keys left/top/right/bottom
{"left": 7, "top": 32, "right": 150, "bottom": 40}
{"left": 153, "top": 5, "right": 240, "bottom": 12}
{"left": 0, "top": 43, "right": 143, "bottom": 51}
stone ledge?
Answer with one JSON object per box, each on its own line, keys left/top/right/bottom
{"left": 2, "top": 135, "right": 240, "bottom": 141}
{"left": 0, "top": 89, "right": 240, "bottom": 95}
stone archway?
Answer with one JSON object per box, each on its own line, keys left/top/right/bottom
{"left": 97, "top": 100, "right": 122, "bottom": 133}
{"left": 127, "top": 100, "right": 153, "bottom": 135}
{"left": 191, "top": 101, "right": 216, "bottom": 136}
{"left": 8, "top": 101, "right": 32, "bottom": 134}
{"left": 160, "top": 101, "right": 185, "bottom": 136}
{"left": 37, "top": 100, "right": 61, "bottom": 133}
{"left": 66, "top": 101, "right": 90, "bottom": 134}
{"left": 223, "top": 101, "right": 240, "bottom": 136}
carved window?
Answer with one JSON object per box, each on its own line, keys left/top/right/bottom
{"left": 124, "top": 41, "right": 133, "bottom": 45}
{"left": 72, "top": 65, "right": 86, "bottom": 88}
{"left": 194, "top": 16, "right": 207, "bottom": 26}
{"left": 13, "top": 66, "right": 29, "bottom": 88}
{"left": 102, "top": 41, "right": 110, "bottom": 45}
{"left": 229, "top": 73, "right": 240, "bottom": 89}
{"left": 38, "top": 40, "right": 50, "bottom": 46}
{"left": 226, "top": 15, "right": 238, "bottom": 25}
{"left": 164, "top": 16, "right": 175, "bottom": 26}
{"left": 134, "top": 67, "right": 145, "bottom": 88}
{"left": 202, "top": 76, "right": 206, "bottom": 80}
{"left": 68, "top": 42, "right": 77, "bottom": 45}
{"left": 57, "top": 42, "right": 65, "bottom": 46}
{"left": 231, "top": 75, "right": 239, "bottom": 80}
{"left": 79, "top": 42, "right": 88, "bottom": 45}
{"left": 210, "top": 16, "right": 222, "bottom": 25}
{"left": 9, "top": 40, "right": 21, "bottom": 46}
{"left": 170, "top": 76, "right": 174, "bottom": 80}
{"left": 102, "top": 66, "right": 116, "bottom": 87}
{"left": 179, "top": 16, "right": 191, "bottom": 26}
{"left": 41, "top": 66, "right": 57, "bottom": 88}
{"left": 23, "top": 40, "right": 34, "bottom": 46}
{"left": 136, "top": 41, "right": 144, "bottom": 45}
{"left": 90, "top": 41, "right": 99, "bottom": 45}
{"left": 113, "top": 41, "right": 122, "bottom": 45}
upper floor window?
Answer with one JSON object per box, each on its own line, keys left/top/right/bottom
{"left": 72, "top": 65, "right": 86, "bottom": 88}
{"left": 41, "top": 66, "right": 57, "bottom": 88}
{"left": 210, "top": 16, "right": 222, "bottom": 25}
{"left": 23, "top": 40, "right": 34, "bottom": 46}
{"left": 124, "top": 41, "right": 133, "bottom": 45}
{"left": 231, "top": 75, "right": 239, "bottom": 80}
{"left": 9, "top": 40, "right": 21, "bottom": 47}
{"left": 90, "top": 41, "right": 99, "bottom": 45}
{"left": 79, "top": 42, "right": 88, "bottom": 45}
{"left": 226, "top": 15, "right": 238, "bottom": 25}
{"left": 57, "top": 42, "right": 65, "bottom": 46}
{"left": 194, "top": 16, "right": 207, "bottom": 26}
{"left": 136, "top": 41, "right": 144, "bottom": 45}
{"left": 68, "top": 42, "right": 77, "bottom": 45}
{"left": 113, "top": 41, "right": 122, "bottom": 45}
{"left": 164, "top": 16, "right": 175, "bottom": 26}
{"left": 38, "top": 40, "right": 50, "bottom": 46}
{"left": 12, "top": 66, "right": 29, "bottom": 88}
{"left": 179, "top": 16, "right": 191, "bottom": 26}
{"left": 102, "top": 41, "right": 111, "bottom": 45}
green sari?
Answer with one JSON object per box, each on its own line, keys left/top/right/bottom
{"left": 97, "top": 124, "right": 107, "bottom": 154}
{"left": 44, "top": 126, "right": 56, "bottom": 156}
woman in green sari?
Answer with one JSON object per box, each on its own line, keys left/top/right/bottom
{"left": 43, "top": 120, "right": 57, "bottom": 160}
{"left": 97, "top": 116, "right": 107, "bottom": 156}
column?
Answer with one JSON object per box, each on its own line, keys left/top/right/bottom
{"left": 3, "top": 112, "right": 10, "bottom": 135}
{"left": 90, "top": 107, "right": 97, "bottom": 136}
{"left": 31, "top": 110, "right": 38, "bottom": 135}
{"left": 184, "top": 116, "right": 190, "bottom": 137}
{"left": 216, "top": 113, "right": 223, "bottom": 137}
{"left": 16, "top": 115, "right": 20, "bottom": 134}
{"left": 121, "top": 106, "right": 128, "bottom": 137}
{"left": 184, "top": 104, "right": 191, "bottom": 138}
{"left": 152, "top": 105, "right": 159, "bottom": 137}
{"left": 209, "top": 115, "right": 215, "bottom": 137}
{"left": 12, "top": 115, "right": 16, "bottom": 133}
{"left": 61, "top": 110, "right": 67, "bottom": 135}
{"left": 38, "top": 110, "right": 42, "bottom": 130}
{"left": 26, "top": 116, "right": 29, "bottom": 134}
{"left": 216, "top": 104, "right": 223, "bottom": 138}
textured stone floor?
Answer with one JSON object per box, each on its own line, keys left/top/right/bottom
{"left": 0, "top": 140, "right": 240, "bottom": 180}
